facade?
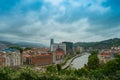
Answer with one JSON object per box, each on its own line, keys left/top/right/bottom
{"left": 51, "top": 43, "right": 66, "bottom": 63}
{"left": 51, "top": 43, "right": 66, "bottom": 55}
{"left": 0, "top": 54, "right": 5, "bottom": 66}
{"left": 50, "top": 39, "right": 54, "bottom": 50}
{"left": 31, "top": 53, "right": 53, "bottom": 66}
{"left": 62, "top": 42, "right": 74, "bottom": 55}
{"left": 0, "top": 48, "right": 21, "bottom": 67}
{"left": 74, "top": 46, "right": 84, "bottom": 54}
{"left": 23, "top": 53, "right": 31, "bottom": 65}
{"left": 5, "top": 52, "right": 21, "bottom": 66}
{"left": 51, "top": 44, "right": 66, "bottom": 63}
{"left": 55, "top": 48, "right": 64, "bottom": 60}
{"left": 50, "top": 39, "right": 76, "bottom": 63}
{"left": 98, "top": 51, "right": 114, "bottom": 63}
{"left": 23, "top": 52, "right": 53, "bottom": 66}
{"left": 32, "top": 48, "right": 49, "bottom": 54}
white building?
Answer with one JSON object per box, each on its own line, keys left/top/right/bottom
{"left": 0, "top": 49, "right": 21, "bottom": 67}
{"left": 5, "top": 52, "right": 21, "bottom": 66}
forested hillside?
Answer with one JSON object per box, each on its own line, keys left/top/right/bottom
{"left": 74, "top": 38, "right": 120, "bottom": 49}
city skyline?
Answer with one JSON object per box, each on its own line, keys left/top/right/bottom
{"left": 0, "top": 0, "right": 120, "bottom": 46}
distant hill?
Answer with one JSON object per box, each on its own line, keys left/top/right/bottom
{"left": 16, "top": 42, "right": 46, "bottom": 48}
{"left": 0, "top": 41, "right": 15, "bottom": 50}
{"left": 74, "top": 38, "right": 120, "bottom": 49}
{"left": 0, "top": 40, "right": 46, "bottom": 50}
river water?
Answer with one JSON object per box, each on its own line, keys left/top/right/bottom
{"left": 71, "top": 53, "right": 90, "bottom": 69}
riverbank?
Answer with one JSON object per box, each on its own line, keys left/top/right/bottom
{"left": 62, "top": 53, "right": 86, "bottom": 69}
{"left": 71, "top": 53, "right": 91, "bottom": 69}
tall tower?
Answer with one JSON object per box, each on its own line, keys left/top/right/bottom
{"left": 50, "top": 39, "right": 54, "bottom": 51}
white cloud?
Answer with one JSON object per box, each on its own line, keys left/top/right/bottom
{"left": 0, "top": 0, "right": 119, "bottom": 46}
{"left": 30, "top": 18, "right": 91, "bottom": 44}
{"left": 68, "top": 0, "right": 110, "bottom": 14}
{"left": 44, "top": 0, "right": 63, "bottom": 6}
{"left": 88, "top": 4, "right": 110, "bottom": 14}
{"left": 6, "top": 15, "right": 90, "bottom": 45}
{"left": 59, "top": 5, "right": 66, "bottom": 12}
{"left": 1, "top": 9, "right": 118, "bottom": 46}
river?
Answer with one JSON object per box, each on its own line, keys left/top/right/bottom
{"left": 71, "top": 53, "right": 90, "bottom": 69}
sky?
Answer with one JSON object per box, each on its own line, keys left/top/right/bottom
{"left": 0, "top": 0, "right": 120, "bottom": 46}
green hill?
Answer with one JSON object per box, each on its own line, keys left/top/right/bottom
{"left": 74, "top": 38, "right": 120, "bottom": 49}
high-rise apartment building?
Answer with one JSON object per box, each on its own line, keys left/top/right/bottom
{"left": 62, "top": 42, "right": 74, "bottom": 55}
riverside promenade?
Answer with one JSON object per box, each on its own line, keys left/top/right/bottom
{"left": 62, "top": 53, "right": 86, "bottom": 69}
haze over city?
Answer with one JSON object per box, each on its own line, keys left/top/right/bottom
{"left": 0, "top": 0, "right": 120, "bottom": 46}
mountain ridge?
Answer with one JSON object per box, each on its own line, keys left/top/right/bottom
{"left": 0, "top": 40, "right": 46, "bottom": 50}
{"left": 74, "top": 38, "right": 120, "bottom": 49}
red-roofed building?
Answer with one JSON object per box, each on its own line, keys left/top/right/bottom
{"left": 23, "top": 53, "right": 53, "bottom": 66}
{"left": 98, "top": 52, "right": 114, "bottom": 63}
{"left": 53, "top": 48, "right": 65, "bottom": 64}
{"left": 0, "top": 54, "right": 5, "bottom": 66}
{"left": 31, "top": 53, "right": 53, "bottom": 66}
{"left": 23, "top": 53, "right": 32, "bottom": 65}
{"left": 56, "top": 48, "right": 64, "bottom": 60}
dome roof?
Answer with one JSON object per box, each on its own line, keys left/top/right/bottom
{"left": 56, "top": 48, "right": 64, "bottom": 52}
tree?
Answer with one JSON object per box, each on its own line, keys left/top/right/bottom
{"left": 10, "top": 46, "right": 23, "bottom": 53}
{"left": 24, "top": 47, "right": 32, "bottom": 51}
{"left": 57, "top": 64, "right": 61, "bottom": 72}
{"left": 46, "top": 65, "right": 57, "bottom": 73}
{"left": 87, "top": 51, "right": 99, "bottom": 70}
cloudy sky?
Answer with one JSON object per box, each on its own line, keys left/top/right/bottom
{"left": 0, "top": 0, "right": 120, "bottom": 46}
